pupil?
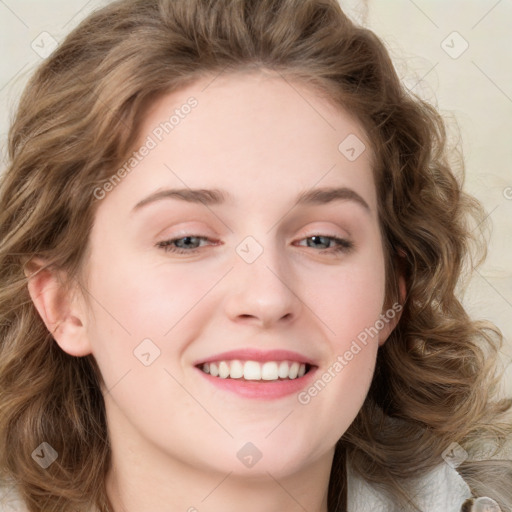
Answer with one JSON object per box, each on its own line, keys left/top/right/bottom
{"left": 311, "top": 236, "right": 327, "bottom": 248}
{"left": 179, "top": 237, "right": 196, "bottom": 248}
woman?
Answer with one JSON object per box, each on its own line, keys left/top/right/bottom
{"left": 0, "top": 1, "right": 510, "bottom": 511}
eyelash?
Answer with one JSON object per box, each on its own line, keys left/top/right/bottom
{"left": 155, "top": 234, "right": 354, "bottom": 255}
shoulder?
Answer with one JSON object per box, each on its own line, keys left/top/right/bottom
{"left": 0, "top": 483, "right": 28, "bottom": 512}
{"left": 347, "top": 461, "right": 472, "bottom": 512}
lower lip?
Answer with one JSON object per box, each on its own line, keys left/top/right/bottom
{"left": 194, "top": 366, "right": 318, "bottom": 400}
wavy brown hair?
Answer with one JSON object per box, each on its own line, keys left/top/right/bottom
{"left": 1, "top": 0, "right": 511, "bottom": 511}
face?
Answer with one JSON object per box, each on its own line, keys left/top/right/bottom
{"left": 76, "top": 70, "right": 394, "bottom": 479}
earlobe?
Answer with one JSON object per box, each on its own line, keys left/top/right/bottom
{"left": 24, "top": 257, "right": 92, "bottom": 357}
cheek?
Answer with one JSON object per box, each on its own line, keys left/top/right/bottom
{"left": 302, "top": 252, "right": 387, "bottom": 346}
{"left": 296, "top": 244, "right": 385, "bottom": 417}
{"left": 83, "top": 248, "right": 220, "bottom": 368}
{"left": 86, "top": 242, "right": 201, "bottom": 325}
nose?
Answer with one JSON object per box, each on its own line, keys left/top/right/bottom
{"left": 223, "top": 242, "right": 303, "bottom": 329}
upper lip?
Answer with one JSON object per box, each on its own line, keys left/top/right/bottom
{"left": 193, "top": 348, "right": 318, "bottom": 367}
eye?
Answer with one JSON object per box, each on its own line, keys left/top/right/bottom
{"left": 156, "top": 235, "right": 217, "bottom": 254}
{"left": 156, "top": 234, "right": 354, "bottom": 256}
{"left": 295, "top": 235, "right": 354, "bottom": 254}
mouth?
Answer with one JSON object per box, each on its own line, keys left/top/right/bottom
{"left": 196, "top": 360, "right": 315, "bottom": 381}
{"left": 192, "top": 348, "right": 319, "bottom": 399}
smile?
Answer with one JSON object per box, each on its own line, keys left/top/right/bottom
{"left": 199, "top": 360, "right": 311, "bottom": 381}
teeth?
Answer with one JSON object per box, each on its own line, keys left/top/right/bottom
{"left": 218, "top": 361, "right": 230, "bottom": 379}
{"left": 278, "top": 361, "right": 289, "bottom": 378}
{"left": 289, "top": 362, "right": 299, "bottom": 379}
{"left": 230, "top": 360, "right": 244, "bottom": 379}
{"left": 244, "top": 361, "right": 261, "bottom": 380}
{"left": 261, "top": 362, "right": 278, "bottom": 380}
{"left": 200, "top": 360, "right": 308, "bottom": 381}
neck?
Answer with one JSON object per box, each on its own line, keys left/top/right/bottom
{"left": 104, "top": 435, "right": 334, "bottom": 512}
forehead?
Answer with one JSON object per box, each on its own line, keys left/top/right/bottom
{"left": 102, "top": 69, "right": 377, "bottom": 215}
{"left": 139, "top": 69, "right": 370, "bottom": 158}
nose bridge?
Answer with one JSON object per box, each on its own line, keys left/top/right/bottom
{"left": 224, "top": 234, "right": 302, "bottom": 326}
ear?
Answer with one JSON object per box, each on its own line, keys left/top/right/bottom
{"left": 24, "top": 257, "right": 92, "bottom": 357}
{"left": 377, "top": 272, "right": 406, "bottom": 347}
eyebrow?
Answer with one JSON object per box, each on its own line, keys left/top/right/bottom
{"left": 131, "top": 186, "right": 371, "bottom": 213}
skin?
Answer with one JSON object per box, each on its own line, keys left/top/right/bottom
{"left": 27, "top": 69, "right": 403, "bottom": 512}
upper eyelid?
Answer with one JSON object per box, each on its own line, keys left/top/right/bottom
{"left": 158, "top": 232, "right": 350, "bottom": 242}
{"left": 157, "top": 222, "right": 352, "bottom": 239}
{"left": 157, "top": 233, "right": 352, "bottom": 249}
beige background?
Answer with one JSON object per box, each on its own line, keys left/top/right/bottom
{"left": 1, "top": 0, "right": 511, "bottom": 395}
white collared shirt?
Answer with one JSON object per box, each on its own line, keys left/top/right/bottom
{"left": 347, "top": 462, "right": 472, "bottom": 511}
